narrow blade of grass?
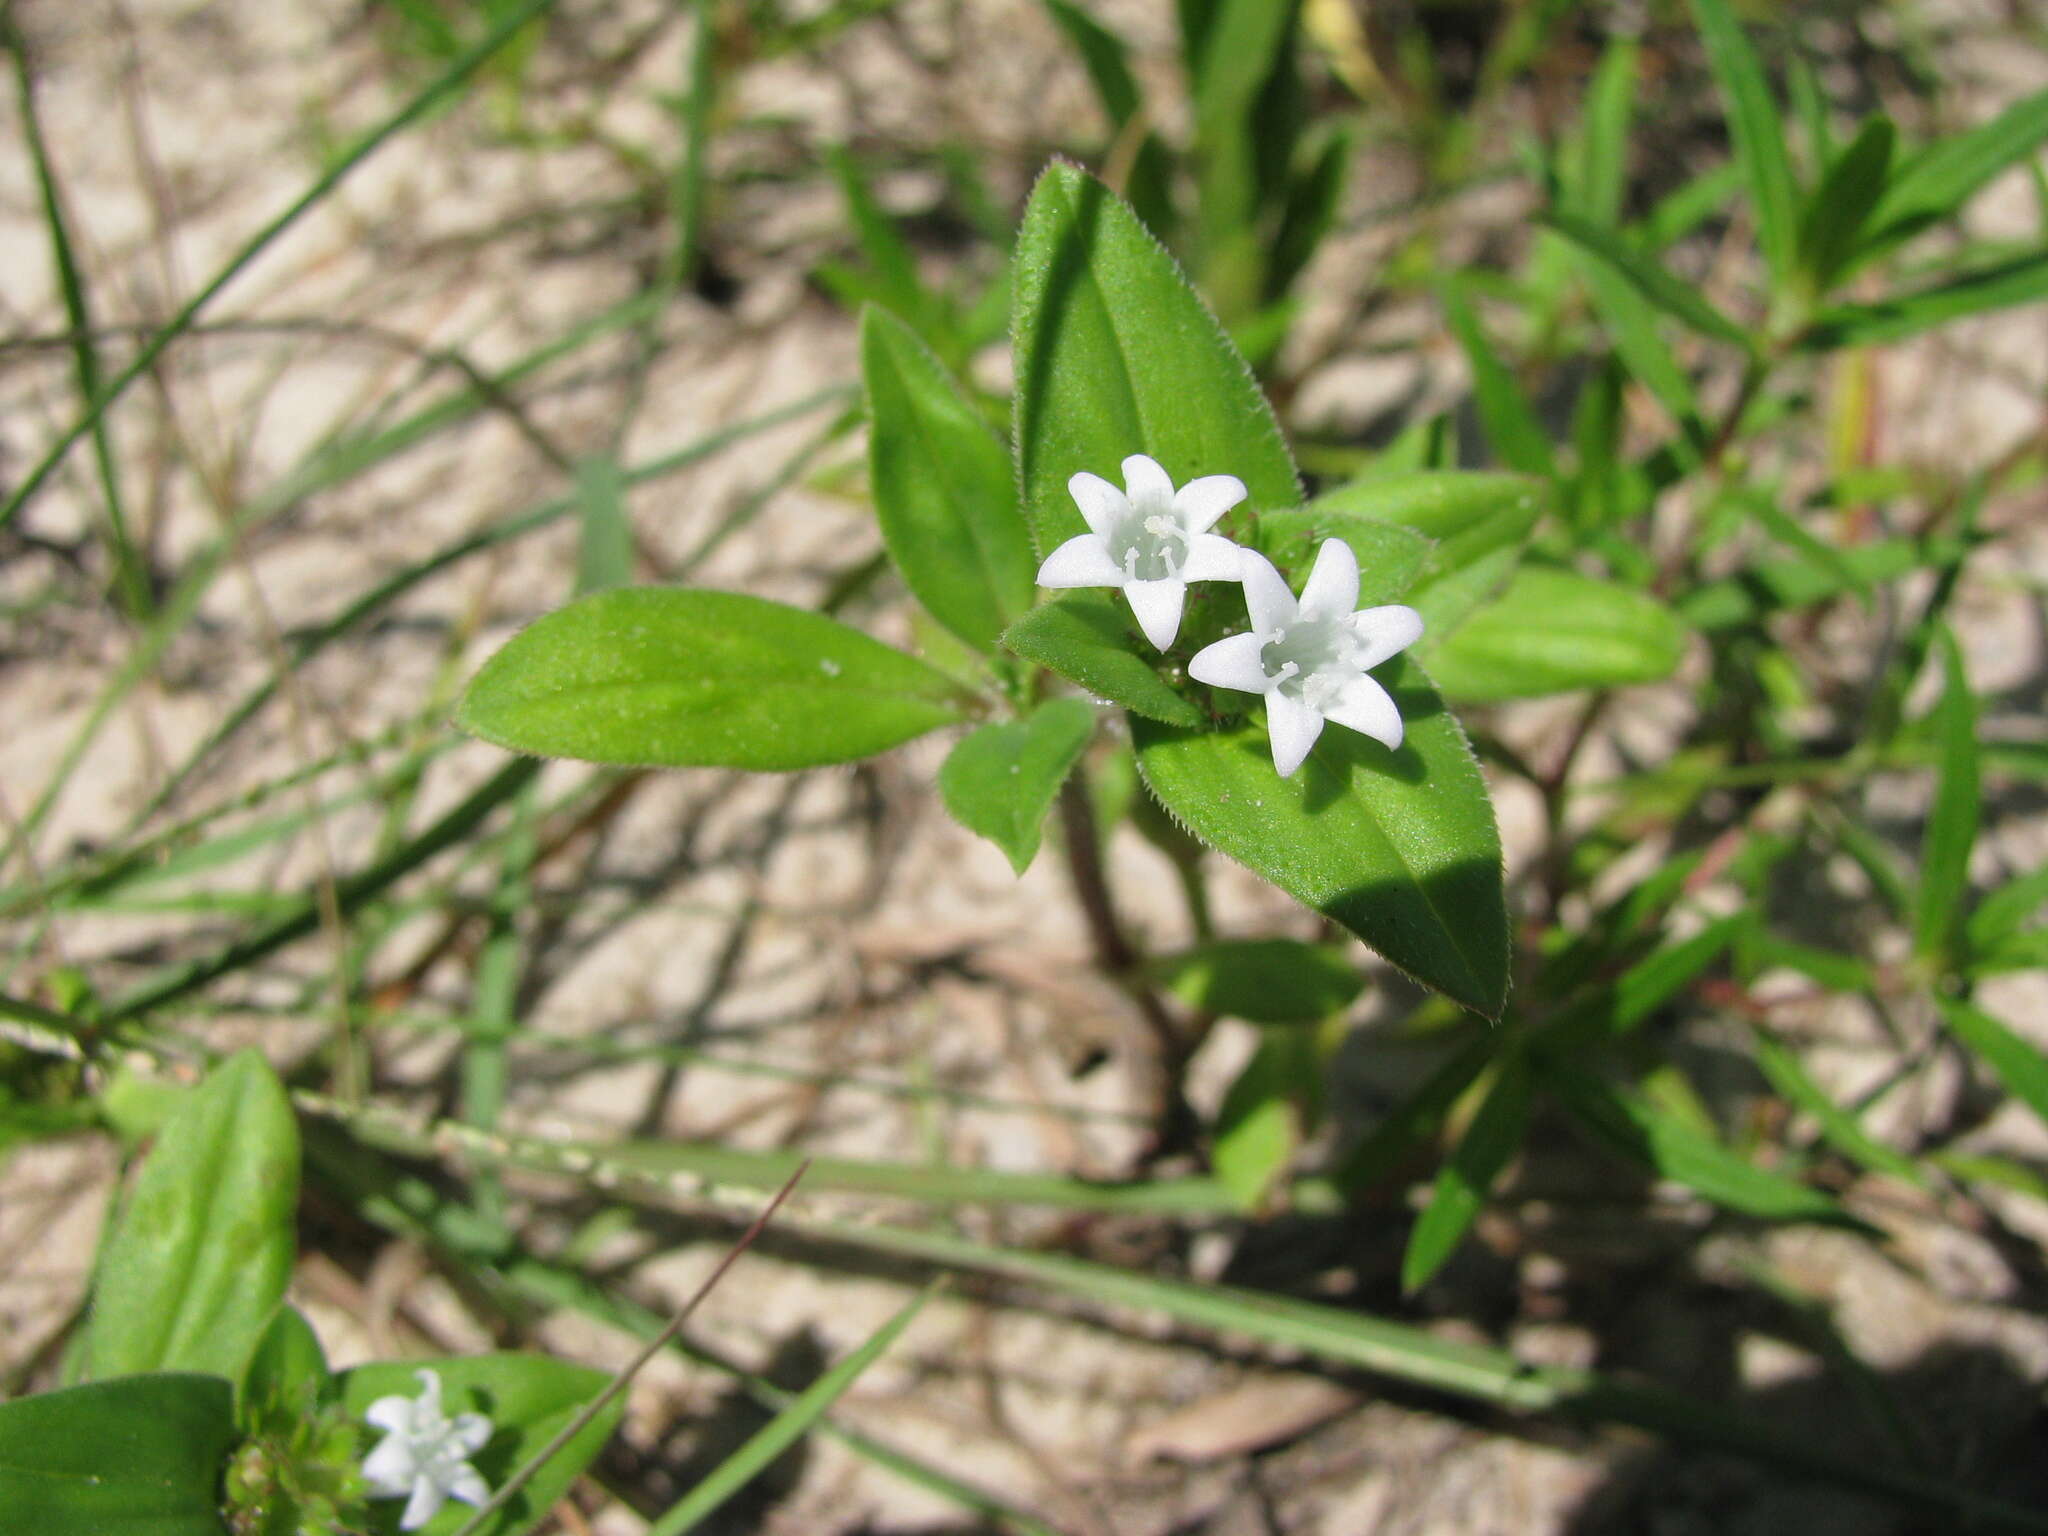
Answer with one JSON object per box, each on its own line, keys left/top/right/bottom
{"left": 8, "top": 31, "right": 147, "bottom": 615}
{"left": 1913, "top": 628, "right": 1978, "bottom": 965}
{"left": 1402, "top": 1048, "right": 1532, "bottom": 1292}
{"left": 1689, "top": 0, "right": 1800, "bottom": 290}
{"left": 645, "top": 1285, "right": 938, "bottom": 1536}
{"left": 1940, "top": 1000, "right": 2048, "bottom": 1128}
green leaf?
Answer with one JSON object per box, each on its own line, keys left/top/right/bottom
{"left": 1546, "top": 1064, "right": 1856, "bottom": 1225}
{"left": 1540, "top": 209, "right": 1751, "bottom": 348}
{"left": 1751, "top": 1031, "right": 1924, "bottom": 1187}
{"left": 573, "top": 455, "right": 632, "bottom": 594}
{"left": 0, "top": 1373, "right": 238, "bottom": 1534}
{"left": 861, "top": 305, "right": 1035, "bottom": 652}
{"left": 1940, "top": 1000, "right": 2048, "bottom": 1129}
{"left": 1305, "top": 470, "right": 1544, "bottom": 554}
{"left": 1570, "top": 243, "right": 1711, "bottom": 454}
{"left": 1011, "top": 162, "right": 1298, "bottom": 559}
{"left": 1914, "top": 629, "right": 1978, "bottom": 964}
{"left": 1424, "top": 564, "right": 1689, "bottom": 702}
{"left": 1308, "top": 472, "right": 1544, "bottom": 643}
{"left": 1689, "top": 0, "right": 1801, "bottom": 289}
{"left": 824, "top": 147, "right": 938, "bottom": 343}
{"left": 240, "top": 1305, "right": 332, "bottom": 1421}
{"left": 457, "top": 588, "right": 968, "bottom": 770}
{"left": 1151, "top": 938, "right": 1365, "bottom": 1023}
{"left": 1134, "top": 657, "right": 1509, "bottom": 1017}
{"left": 1268, "top": 126, "right": 1351, "bottom": 302}
{"left": 1677, "top": 533, "right": 1970, "bottom": 630}
{"left": 937, "top": 698, "right": 1096, "bottom": 872}
{"left": 1253, "top": 508, "right": 1432, "bottom": 606}
{"left": 1184, "top": 0, "right": 1304, "bottom": 320}
{"left": 338, "top": 1354, "right": 622, "bottom": 1536}
{"left": 644, "top": 1287, "right": 934, "bottom": 1536}
{"left": 1037, "top": 0, "right": 1177, "bottom": 241}
{"left": 1000, "top": 593, "right": 1206, "bottom": 727}
{"left": 1213, "top": 1033, "right": 1310, "bottom": 1209}
{"left": 1869, "top": 88, "right": 2048, "bottom": 250}
{"left": 1797, "top": 116, "right": 1895, "bottom": 293}
{"left": 1966, "top": 864, "right": 2048, "bottom": 954}
{"left": 1802, "top": 251, "right": 2048, "bottom": 349}
{"left": 1402, "top": 1048, "right": 1532, "bottom": 1292}
{"left": 85, "top": 1049, "right": 298, "bottom": 1383}
{"left": 1443, "top": 280, "right": 1557, "bottom": 478}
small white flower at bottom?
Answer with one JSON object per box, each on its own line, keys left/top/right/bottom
{"left": 362, "top": 1368, "right": 494, "bottom": 1530}
{"left": 1035, "top": 453, "right": 1247, "bottom": 650}
{"left": 1189, "top": 540, "right": 1423, "bottom": 779}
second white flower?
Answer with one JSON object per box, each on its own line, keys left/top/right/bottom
{"left": 1189, "top": 540, "right": 1423, "bottom": 779}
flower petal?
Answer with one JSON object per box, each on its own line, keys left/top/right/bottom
{"left": 1178, "top": 532, "right": 1245, "bottom": 584}
{"left": 1035, "top": 535, "right": 1125, "bottom": 588}
{"left": 1188, "top": 630, "right": 1275, "bottom": 694}
{"left": 445, "top": 1464, "right": 492, "bottom": 1507}
{"left": 1297, "top": 538, "right": 1359, "bottom": 621}
{"left": 1237, "top": 550, "right": 1298, "bottom": 635}
{"left": 1265, "top": 692, "right": 1325, "bottom": 779}
{"left": 1121, "top": 453, "right": 1176, "bottom": 511}
{"left": 362, "top": 1436, "right": 418, "bottom": 1495}
{"left": 1122, "top": 578, "right": 1187, "bottom": 651}
{"left": 1346, "top": 604, "right": 1424, "bottom": 669}
{"left": 446, "top": 1413, "right": 494, "bottom": 1457}
{"left": 1173, "top": 474, "right": 1247, "bottom": 533}
{"left": 1321, "top": 673, "right": 1404, "bottom": 750}
{"left": 365, "top": 1394, "right": 418, "bottom": 1435}
{"left": 400, "top": 1477, "right": 445, "bottom": 1532}
{"left": 1067, "top": 472, "right": 1125, "bottom": 538}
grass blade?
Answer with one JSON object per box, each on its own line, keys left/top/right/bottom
{"left": 1940, "top": 1001, "right": 2048, "bottom": 1128}
{"left": 1541, "top": 211, "right": 1751, "bottom": 348}
{"left": 1402, "top": 1048, "right": 1532, "bottom": 1292}
{"left": 7, "top": 30, "right": 148, "bottom": 615}
{"left": 1802, "top": 250, "right": 2048, "bottom": 348}
{"left": 1444, "top": 278, "right": 1557, "bottom": 477}
{"left": 644, "top": 1285, "right": 937, "bottom": 1536}
{"left": 1913, "top": 628, "right": 1978, "bottom": 965}
{"left": 1689, "top": 0, "right": 1801, "bottom": 290}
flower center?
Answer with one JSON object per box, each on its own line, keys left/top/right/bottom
{"left": 1260, "top": 618, "right": 1362, "bottom": 707}
{"left": 1113, "top": 512, "right": 1188, "bottom": 582}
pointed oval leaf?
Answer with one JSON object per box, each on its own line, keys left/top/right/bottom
{"left": 1001, "top": 593, "right": 1205, "bottom": 727}
{"left": 1012, "top": 162, "right": 1299, "bottom": 557}
{"left": 459, "top": 588, "right": 968, "bottom": 770}
{"left": 1134, "top": 656, "right": 1509, "bottom": 1018}
{"left": 938, "top": 697, "right": 1096, "bottom": 872}
{"left": 339, "top": 1354, "right": 623, "bottom": 1536}
{"left": 1425, "top": 564, "right": 1689, "bottom": 702}
{"left": 85, "top": 1049, "right": 298, "bottom": 1383}
{"left": 861, "top": 306, "right": 1035, "bottom": 652}
{"left": 0, "top": 1373, "right": 238, "bottom": 1535}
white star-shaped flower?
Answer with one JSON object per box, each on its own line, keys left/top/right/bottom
{"left": 1035, "top": 453, "right": 1247, "bottom": 650}
{"left": 1189, "top": 540, "right": 1423, "bottom": 779}
{"left": 362, "top": 1368, "right": 494, "bottom": 1531}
